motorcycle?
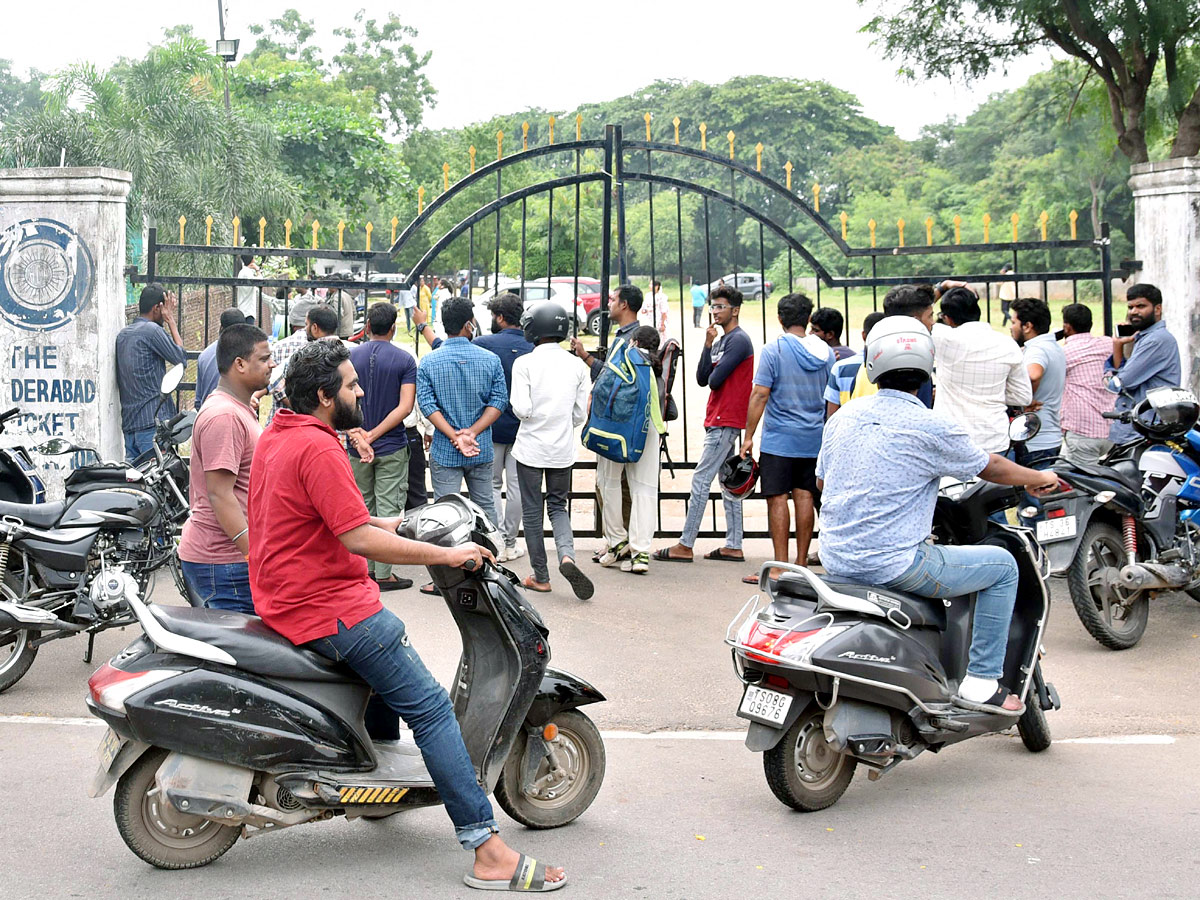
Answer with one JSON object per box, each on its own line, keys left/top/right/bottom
{"left": 85, "top": 494, "right": 606, "bottom": 870}
{"left": 0, "top": 367, "right": 195, "bottom": 692}
{"left": 726, "top": 417, "right": 1059, "bottom": 811}
{"left": 1041, "top": 386, "right": 1200, "bottom": 649}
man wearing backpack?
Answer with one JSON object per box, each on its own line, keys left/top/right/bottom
{"left": 740, "top": 293, "right": 834, "bottom": 583}
{"left": 654, "top": 284, "right": 754, "bottom": 563}
{"left": 572, "top": 284, "right": 665, "bottom": 574}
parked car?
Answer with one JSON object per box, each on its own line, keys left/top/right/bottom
{"left": 709, "top": 273, "right": 773, "bottom": 300}
{"left": 475, "top": 277, "right": 598, "bottom": 332}
{"left": 366, "top": 271, "right": 408, "bottom": 300}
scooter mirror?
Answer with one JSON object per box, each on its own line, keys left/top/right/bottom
{"left": 35, "top": 438, "right": 77, "bottom": 455}
{"left": 1105, "top": 373, "right": 1122, "bottom": 395}
{"left": 161, "top": 363, "right": 185, "bottom": 395}
{"left": 1008, "top": 413, "right": 1042, "bottom": 443}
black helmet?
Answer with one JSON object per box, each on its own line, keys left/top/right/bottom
{"left": 521, "top": 302, "right": 570, "bottom": 343}
{"left": 1131, "top": 388, "right": 1200, "bottom": 440}
{"left": 719, "top": 454, "right": 759, "bottom": 501}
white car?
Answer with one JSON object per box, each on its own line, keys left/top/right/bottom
{"left": 473, "top": 278, "right": 595, "bottom": 331}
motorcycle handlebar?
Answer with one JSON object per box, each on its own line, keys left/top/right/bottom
{"left": 1101, "top": 410, "right": 1124, "bottom": 419}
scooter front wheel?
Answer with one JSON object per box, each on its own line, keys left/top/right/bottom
{"left": 114, "top": 748, "right": 242, "bottom": 869}
{"left": 763, "top": 704, "right": 856, "bottom": 812}
{"left": 494, "top": 710, "right": 605, "bottom": 829}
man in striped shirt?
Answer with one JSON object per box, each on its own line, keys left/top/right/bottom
{"left": 1059, "top": 303, "right": 1115, "bottom": 465}
{"left": 115, "top": 284, "right": 186, "bottom": 460}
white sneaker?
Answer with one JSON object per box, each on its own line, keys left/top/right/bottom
{"left": 597, "top": 541, "right": 630, "bottom": 567}
{"left": 502, "top": 545, "right": 525, "bottom": 562}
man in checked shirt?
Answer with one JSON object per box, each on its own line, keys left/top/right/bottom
{"left": 931, "top": 283, "right": 1033, "bottom": 453}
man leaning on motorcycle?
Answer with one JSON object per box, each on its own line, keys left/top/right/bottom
{"left": 246, "top": 339, "right": 567, "bottom": 892}
{"left": 816, "top": 315, "right": 1058, "bottom": 715}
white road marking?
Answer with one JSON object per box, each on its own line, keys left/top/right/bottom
{"left": 0, "top": 716, "right": 1182, "bottom": 746}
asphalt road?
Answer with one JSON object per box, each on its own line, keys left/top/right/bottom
{"left": 1, "top": 543, "right": 1197, "bottom": 898}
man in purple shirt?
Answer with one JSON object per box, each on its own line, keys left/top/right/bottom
{"left": 348, "top": 303, "right": 418, "bottom": 590}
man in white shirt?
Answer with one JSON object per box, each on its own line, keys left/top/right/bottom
{"left": 637, "top": 279, "right": 671, "bottom": 338}
{"left": 932, "top": 284, "right": 1032, "bottom": 453}
{"left": 235, "top": 255, "right": 263, "bottom": 323}
{"left": 510, "top": 305, "right": 593, "bottom": 599}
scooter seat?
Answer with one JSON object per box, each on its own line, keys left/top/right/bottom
{"left": 1056, "top": 459, "right": 1141, "bottom": 490}
{"left": 148, "top": 605, "right": 358, "bottom": 683}
{"left": 777, "top": 572, "right": 948, "bottom": 630}
{"left": 0, "top": 498, "right": 67, "bottom": 530}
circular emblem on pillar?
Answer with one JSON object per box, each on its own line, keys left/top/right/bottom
{"left": 0, "top": 218, "right": 96, "bottom": 332}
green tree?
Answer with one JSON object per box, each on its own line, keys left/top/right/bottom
{"left": 859, "top": 0, "right": 1200, "bottom": 162}
{"left": 0, "top": 60, "right": 42, "bottom": 124}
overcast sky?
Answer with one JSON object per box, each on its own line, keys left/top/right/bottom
{"left": 0, "top": 1, "right": 1054, "bottom": 138}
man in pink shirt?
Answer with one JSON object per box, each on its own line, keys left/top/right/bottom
{"left": 178, "top": 323, "right": 274, "bottom": 612}
{"left": 1059, "top": 303, "right": 1115, "bottom": 465}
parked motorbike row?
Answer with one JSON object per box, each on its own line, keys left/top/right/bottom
{"left": 1, "top": 366, "right": 1197, "bottom": 862}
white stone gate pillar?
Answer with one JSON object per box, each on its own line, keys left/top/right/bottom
{"left": 1129, "top": 158, "right": 1200, "bottom": 395}
{"left": 0, "top": 167, "right": 132, "bottom": 497}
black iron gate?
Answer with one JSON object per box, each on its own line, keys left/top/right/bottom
{"left": 133, "top": 122, "right": 1134, "bottom": 540}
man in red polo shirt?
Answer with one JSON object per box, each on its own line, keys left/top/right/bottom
{"left": 653, "top": 283, "right": 754, "bottom": 563}
{"left": 248, "top": 340, "right": 565, "bottom": 891}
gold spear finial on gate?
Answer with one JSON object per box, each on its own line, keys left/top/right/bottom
{"left": 1069, "top": 209, "right": 1078, "bottom": 239}
{"left": 727, "top": 130, "right": 735, "bottom": 160}
{"left": 178, "top": 216, "right": 186, "bottom": 244}
{"left": 699, "top": 122, "right": 707, "bottom": 151}
{"left": 1039, "top": 210, "right": 1049, "bottom": 241}
{"left": 258, "top": 217, "right": 267, "bottom": 246}
{"left": 644, "top": 112, "right": 652, "bottom": 141}
{"left": 755, "top": 142, "right": 763, "bottom": 172}
{"left": 497, "top": 131, "right": 504, "bottom": 160}
{"left": 925, "top": 217, "right": 934, "bottom": 246}
{"left": 391, "top": 216, "right": 399, "bottom": 245}
{"left": 575, "top": 113, "right": 582, "bottom": 141}
{"left": 418, "top": 186, "right": 425, "bottom": 215}
{"left": 522, "top": 121, "right": 529, "bottom": 151}
{"left": 284, "top": 219, "right": 292, "bottom": 249}
{"left": 337, "top": 220, "right": 346, "bottom": 251}
{"left": 1010, "top": 212, "right": 1020, "bottom": 242}
{"left": 365, "top": 222, "right": 373, "bottom": 252}
{"left": 897, "top": 218, "right": 906, "bottom": 247}
{"left": 982, "top": 213, "right": 992, "bottom": 243}
{"left": 205, "top": 215, "right": 213, "bottom": 246}
{"left": 840, "top": 211, "right": 848, "bottom": 241}
{"left": 469, "top": 145, "right": 476, "bottom": 173}
{"left": 232, "top": 217, "right": 240, "bottom": 247}
{"left": 548, "top": 115, "right": 555, "bottom": 145}
{"left": 812, "top": 183, "right": 820, "bottom": 213}
{"left": 672, "top": 116, "right": 680, "bottom": 145}
{"left": 443, "top": 162, "right": 450, "bottom": 193}
{"left": 868, "top": 219, "right": 877, "bottom": 248}
{"left": 953, "top": 214, "right": 962, "bottom": 245}
{"left": 784, "top": 161, "right": 793, "bottom": 191}
{"left": 311, "top": 219, "right": 320, "bottom": 250}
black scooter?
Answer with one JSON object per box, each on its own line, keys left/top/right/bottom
{"left": 86, "top": 495, "right": 606, "bottom": 870}
{"left": 726, "top": 420, "right": 1061, "bottom": 812}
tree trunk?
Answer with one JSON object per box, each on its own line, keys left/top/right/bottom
{"left": 1088, "top": 177, "right": 1104, "bottom": 238}
{"left": 1170, "top": 82, "right": 1200, "bottom": 158}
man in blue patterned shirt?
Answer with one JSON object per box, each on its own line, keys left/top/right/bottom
{"left": 115, "top": 284, "right": 187, "bottom": 460}
{"left": 416, "top": 296, "right": 508, "bottom": 528}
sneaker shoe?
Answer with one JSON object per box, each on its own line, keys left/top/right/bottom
{"left": 502, "top": 544, "right": 525, "bottom": 562}
{"left": 622, "top": 552, "right": 649, "bottom": 574}
{"left": 596, "top": 541, "right": 630, "bottom": 567}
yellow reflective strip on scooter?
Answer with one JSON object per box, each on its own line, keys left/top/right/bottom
{"left": 369, "top": 787, "right": 386, "bottom": 803}
{"left": 388, "top": 788, "right": 409, "bottom": 803}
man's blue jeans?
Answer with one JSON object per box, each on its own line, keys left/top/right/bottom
{"left": 180, "top": 560, "right": 255, "bottom": 614}
{"left": 680, "top": 426, "right": 743, "bottom": 549}
{"left": 307, "top": 609, "right": 498, "bottom": 849}
{"left": 884, "top": 541, "right": 1020, "bottom": 681}
{"left": 123, "top": 427, "right": 156, "bottom": 462}
{"left": 430, "top": 459, "right": 496, "bottom": 524}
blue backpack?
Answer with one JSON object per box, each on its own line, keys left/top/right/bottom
{"left": 582, "top": 339, "right": 660, "bottom": 463}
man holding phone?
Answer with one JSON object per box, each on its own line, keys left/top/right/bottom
{"left": 1106, "top": 283, "right": 1181, "bottom": 445}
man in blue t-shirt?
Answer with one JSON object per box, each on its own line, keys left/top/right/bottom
{"left": 740, "top": 293, "right": 833, "bottom": 583}
{"left": 472, "top": 293, "right": 534, "bottom": 561}
{"left": 347, "top": 302, "right": 418, "bottom": 590}
{"left": 690, "top": 278, "right": 709, "bottom": 328}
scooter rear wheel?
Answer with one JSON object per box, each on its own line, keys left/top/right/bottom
{"left": 763, "top": 705, "right": 856, "bottom": 812}
{"left": 114, "top": 749, "right": 242, "bottom": 869}
{"left": 494, "top": 710, "right": 605, "bottom": 829}
{"left": 0, "top": 570, "right": 38, "bottom": 694}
